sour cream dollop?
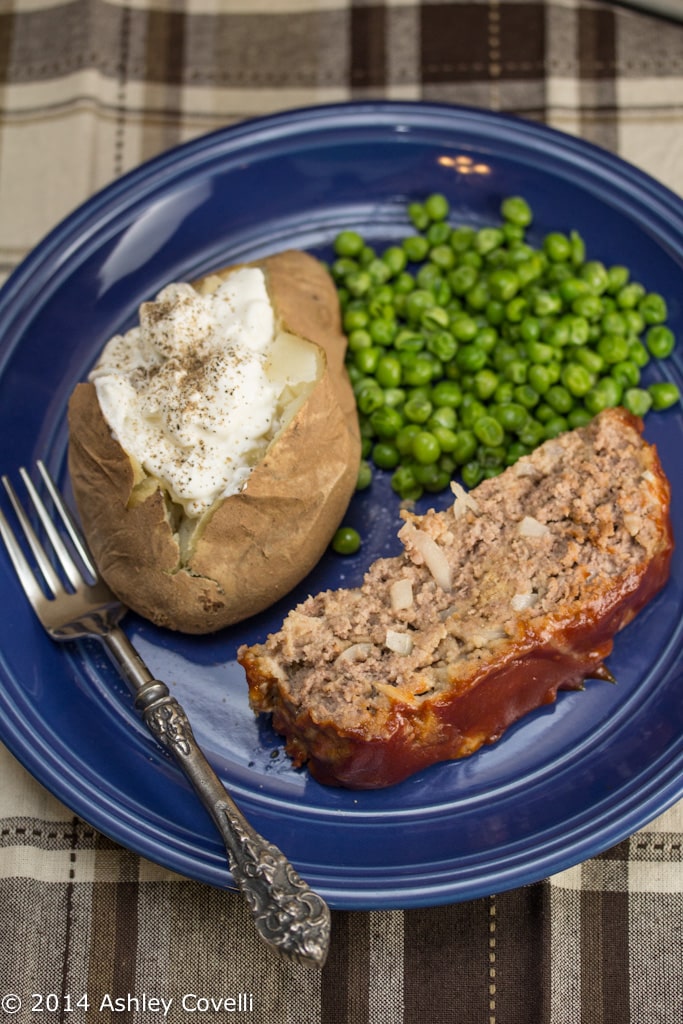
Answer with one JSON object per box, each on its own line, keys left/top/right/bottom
{"left": 90, "top": 267, "right": 317, "bottom": 517}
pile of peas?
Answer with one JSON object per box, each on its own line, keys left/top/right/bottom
{"left": 331, "top": 193, "right": 679, "bottom": 512}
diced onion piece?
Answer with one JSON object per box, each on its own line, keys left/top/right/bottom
{"left": 450, "top": 480, "right": 479, "bottom": 518}
{"left": 390, "top": 577, "right": 414, "bottom": 612}
{"left": 518, "top": 515, "right": 550, "bottom": 538}
{"left": 471, "top": 627, "right": 506, "bottom": 647}
{"left": 336, "top": 642, "right": 373, "bottom": 664}
{"left": 513, "top": 461, "right": 538, "bottom": 478}
{"left": 403, "top": 524, "right": 452, "bottom": 592}
{"left": 511, "top": 591, "right": 538, "bottom": 612}
{"left": 385, "top": 630, "right": 414, "bottom": 656}
{"left": 623, "top": 512, "right": 641, "bottom": 537}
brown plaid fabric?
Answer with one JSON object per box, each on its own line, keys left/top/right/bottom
{"left": 0, "top": 1, "right": 682, "bottom": 1022}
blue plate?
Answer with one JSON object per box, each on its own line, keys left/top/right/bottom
{"left": 0, "top": 102, "right": 681, "bottom": 909}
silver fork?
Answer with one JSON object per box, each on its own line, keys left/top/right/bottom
{"left": 0, "top": 461, "right": 331, "bottom": 968}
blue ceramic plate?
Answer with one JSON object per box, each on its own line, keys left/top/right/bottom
{"left": 0, "top": 103, "right": 681, "bottom": 909}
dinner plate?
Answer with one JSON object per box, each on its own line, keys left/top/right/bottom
{"left": 0, "top": 102, "right": 682, "bottom": 910}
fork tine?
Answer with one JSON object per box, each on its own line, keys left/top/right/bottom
{"left": 1, "top": 469, "right": 81, "bottom": 594}
{"left": 36, "top": 460, "right": 97, "bottom": 578}
{"left": 18, "top": 467, "right": 85, "bottom": 591}
{"left": 0, "top": 505, "right": 48, "bottom": 609}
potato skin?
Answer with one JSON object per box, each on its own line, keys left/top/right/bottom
{"left": 67, "top": 250, "right": 361, "bottom": 634}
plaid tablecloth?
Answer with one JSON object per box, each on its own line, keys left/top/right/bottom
{"left": 0, "top": 2, "right": 682, "bottom": 1022}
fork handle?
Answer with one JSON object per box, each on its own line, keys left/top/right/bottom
{"left": 97, "top": 623, "right": 331, "bottom": 968}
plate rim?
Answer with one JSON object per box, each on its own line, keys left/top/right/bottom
{"left": 0, "top": 99, "right": 682, "bottom": 908}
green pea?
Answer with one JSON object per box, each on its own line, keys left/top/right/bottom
{"left": 456, "top": 344, "right": 489, "bottom": 372}
{"left": 395, "top": 423, "right": 421, "bottom": 455}
{"left": 517, "top": 418, "right": 546, "bottom": 448}
{"left": 369, "top": 318, "right": 397, "bottom": 347}
{"left": 534, "top": 291, "right": 563, "bottom": 317}
{"left": 391, "top": 466, "right": 423, "bottom": 502}
{"left": 646, "top": 325, "right": 675, "bottom": 359}
{"left": 375, "top": 354, "right": 403, "bottom": 389}
{"left": 465, "top": 282, "right": 490, "bottom": 311}
{"left": 452, "top": 429, "right": 478, "bottom": 465}
{"left": 503, "top": 359, "right": 528, "bottom": 385}
{"left": 545, "top": 385, "right": 574, "bottom": 414}
{"left": 404, "top": 396, "right": 433, "bottom": 423}
{"left": 473, "top": 415, "right": 505, "bottom": 447}
{"left": 558, "top": 277, "right": 590, "bottom": 304}
{"left": 432, "top": 380, "right": 463, "bottom": 407}
{"left": 544, "top": 232, "right": 572, "bottom": 262}
{"left": 573, "top": 347, "right": 605, "bottom": 374}
{"left": 597, "top": 333, "right": 630, "bottom": 364}
{"left": 460, "top": 397, "right": 488, "bottom": 428}
{"left": 372, "top": 442, "right": 401, "bottom": 470}
{"left": 347, "top": 328, "right": 373, "bottom": 352}
{"left": 413, "top": 462, "right": 450, "bottom": 491}
{"left": 571, "top": 293, "right": 603, "bottom": 321}
{"left": 473, "top": 369, "right": 500, "bottom": 400}
{"left": 334, "top": 230, "right": 365, "bottom": 257}
{"left": 649, "top": 381, "right": 680, "bottom": 410}
{"left": 461, "top": 461, "right": 484, "bottom": 488}
{"left": 623, "top": 309, "right": 645, "bottom": 335}
{"left": 628, "top": 340, "right": 651, "bottom": 368}
{"left": 514, "top": 384, "right": 541, "bottom": 410}
{"left": 476, "top": 227, "right": 505, "bottom": 255}
{"left": 426, "top": 221, "right": 452, "bottom": 246}
{"left": 527, "top": 364, "right": 553, "bottom": 395}
{"left": 617, "top": 282, "right": 646, "bottom": 309}
{"left": 623, "top": 388, "right": 653, "bottom": 417}
{"left": 411, "top": 431, "right": 441, "bottom": 464}
{"left": 580, "top": 260, "right": 609, "bottom": 294}
{"left": 544, "top": 415, "right": 569, "bottom": 438}
{"left": 394, "top": 271, "right": 416, "bottom": 294}
{"left": 601, "top": 310, "right": 628, "bottom": 336}
{"left": 535, "top": 402, "right": 555, "bottom": 424}
{"left": 474, "top": 326, "right": 499, "bottom": 353}
{"left": 345, "top": 270, "right": 372, "bottom": 297}
{"left": 492, "top": 402, "right": 528, "bottom": 433}
{"left": 606, "top": 265, "right": 630, "bottom": 294}
{"left": 450, "top": 226, "right": 476, "bottom": 252}
{"left": 344, "top": 308, "right": 369, "bottom": 332}
{"left": 501, "top": 195, "right": 533, "bottom": 227}
{"left": 354, "top": 347, "right": 381, "bottom": 375}
{"left": 610, "top": 360, "right": 640, "bottom": 389}
{"left": 526, "top": 339, "right": 554, "bottom": 364}
{"left": 331, "top": 526, "right": 361, "bottom": 555}
{"left": 584, "top": 377, "right": 622, "bottom": 414}
{"left": 561, "top": 363, "right": 594, "bottom": 397}
{"left": 429, "top": 423, "right": 457, "bottom": 452}
{"left": 369, "top": 406, "right": 404, "bottom": 439}
{"left": 408, "top": 202, "right": 429, "bottom": 231}
{"left": 570, "top": 230, "right": 586, "bottom": 266}
{"left": 488, "top": 268, "right": 520, "bottom": 302}
{"left": 405, "top": 289, "right": 435, "bottom": 324}
{"left": 424, "top": 193, "right": 450, "bottom": 221}
{"left": 430, "top": 244, "right": 456, "bottom": 271}
{"left": 567, "top": 407, "right": 593, "bottom": 429}
{"left": 406, "top": 355, "right": 439, "bottom": 387}
{"left": 403, "top": 235, "right": 430, "bottom": 263}
{"left": 429, "top": 406, "right": 457, "bottom": 430}
{"left": 519, "top": 316, "right": 541, "bottom": 343}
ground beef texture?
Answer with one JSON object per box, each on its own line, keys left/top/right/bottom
{"left": 238, "top": 408, "right": 674, "bottom": 789}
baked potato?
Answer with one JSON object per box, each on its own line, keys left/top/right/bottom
{"left": 67, "top": 250, "right": 361, "bottom": 634}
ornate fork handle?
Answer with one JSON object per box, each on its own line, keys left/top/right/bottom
{"left": 101, "top": 626, "right": 330, "bottom": 968}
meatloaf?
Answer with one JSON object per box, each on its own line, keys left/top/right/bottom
{"left": 238, "top": 407, "right": 673, "bottom": 789}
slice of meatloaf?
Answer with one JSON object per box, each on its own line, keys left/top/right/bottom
{"left": 238, "top": 407, "right": 673, "bottom": 789}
